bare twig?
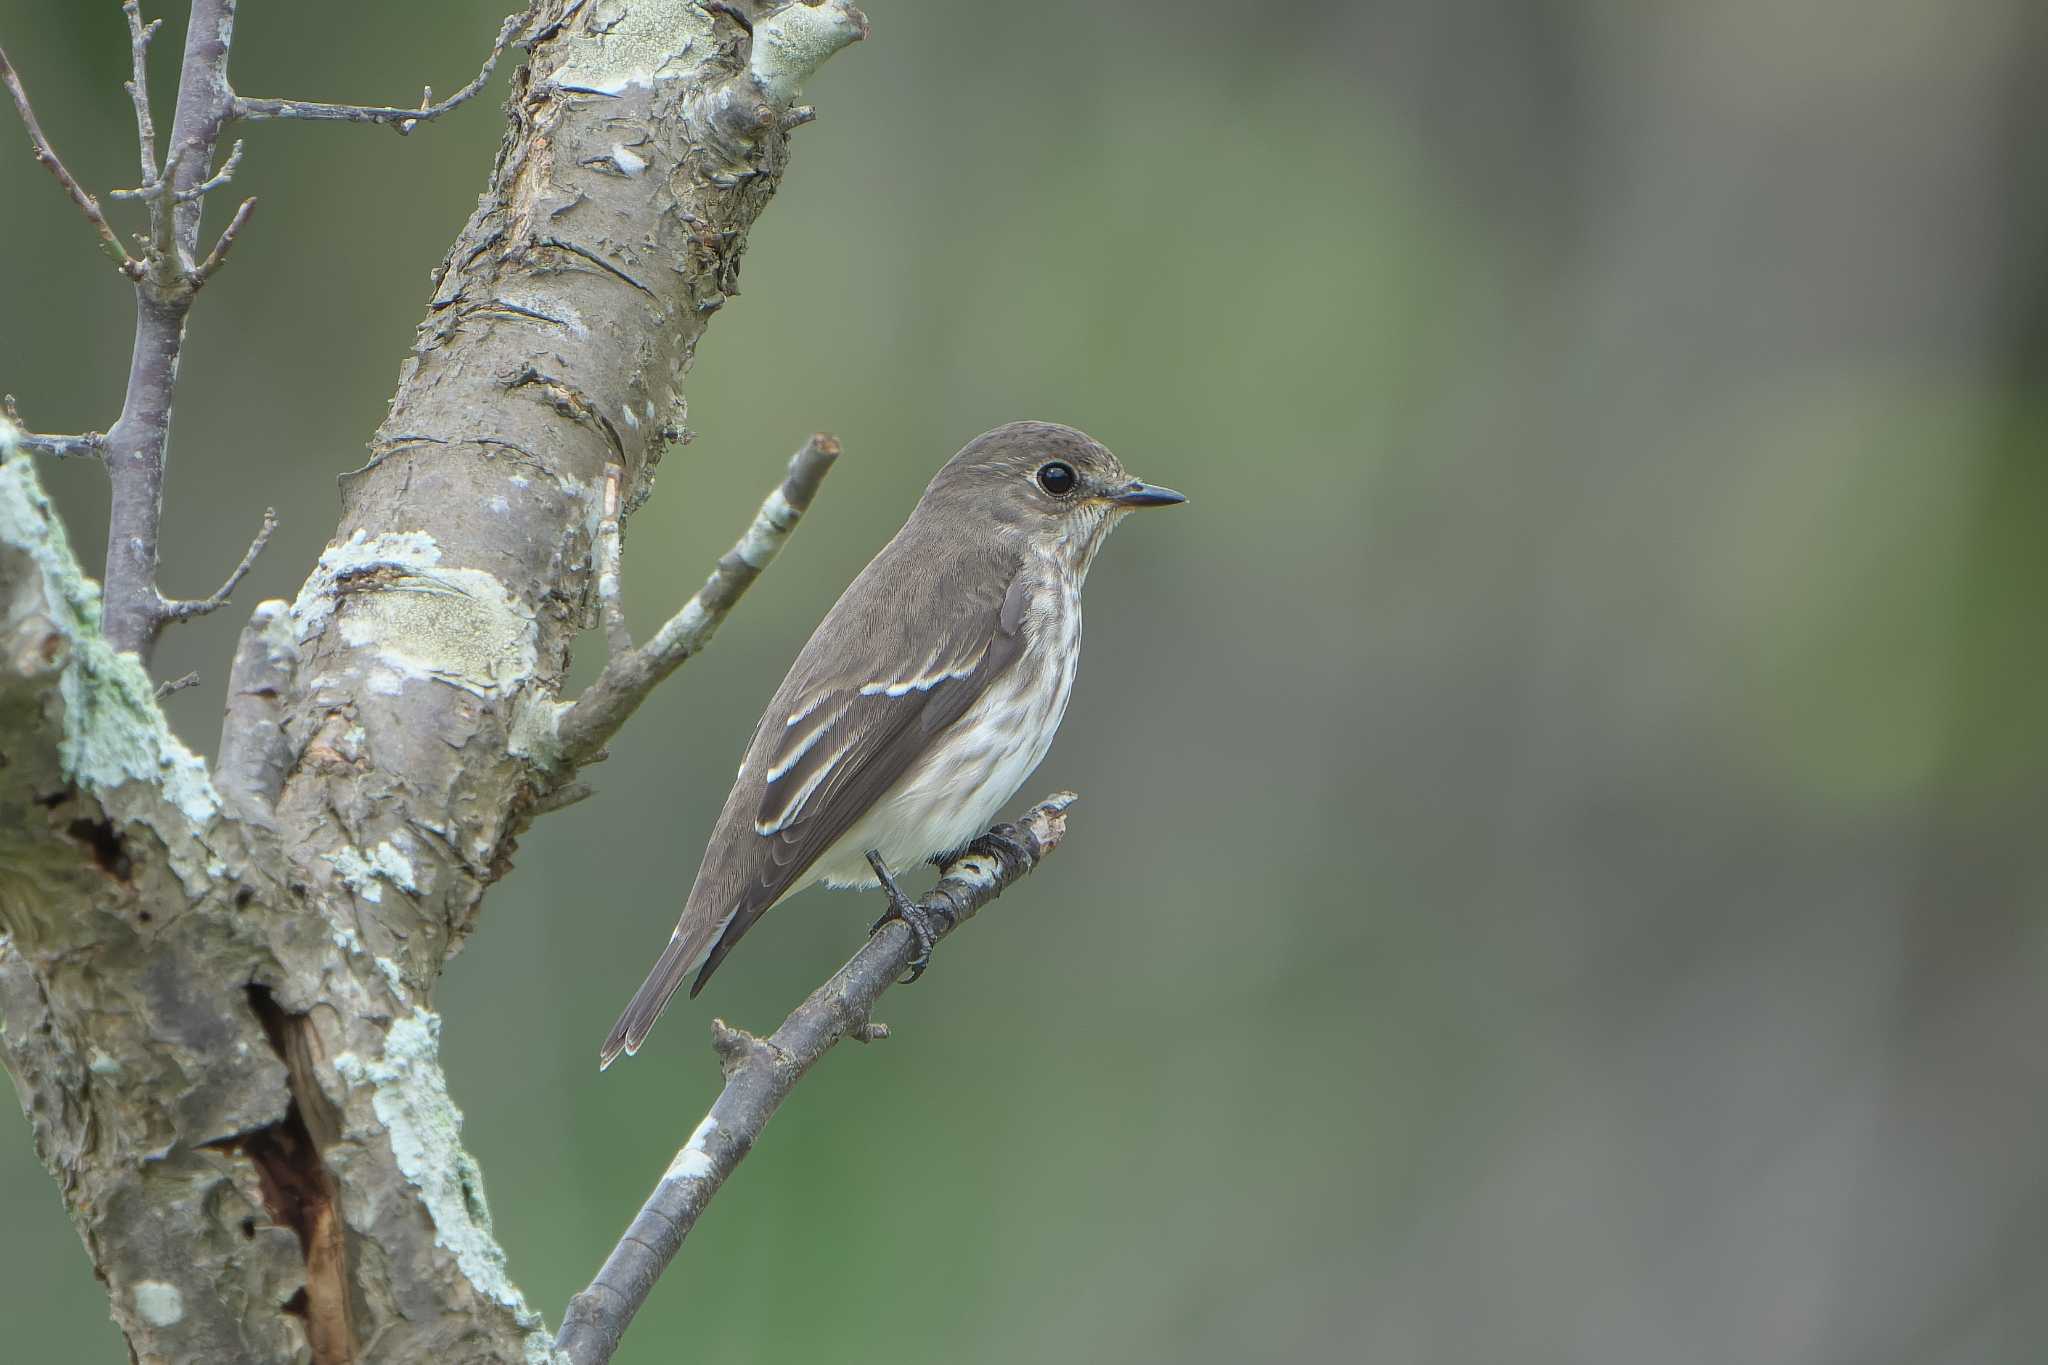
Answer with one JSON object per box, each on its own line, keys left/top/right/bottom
{"left": 0, "top": 399, "right": 104, "bottom": 460}
{"left": 231, "top": 11, "right": 524, "bottom": 134}
{"left": 153, "top": 670, "right": 200, "bottom": 699}
{"left": 191, "top": 195, "right": 256, "bottom": 284}
{"left": 556, "top": 793, "right": 1079, "bottom": 1365}
{"left": 120, "top": 2, "right": 164, "bottom": 243}
{"left": 2, "top": 396, "right": 106, "bottom": 462}
{"left": 107, "top": 146, "right": 178, "bottom": 201}
{"left": 596, "top": 464, "right": 633, "bottom": 656}
{"left": 120, "top": 139, "right": 243, "bottom": 205}
{"left": 215, "top": 599, "right": 298, "bottom": 827}
{"left": 24, "top": 434, "right": 106, "bottom": 459}
{"left": 554, "top": 433, "right": 840, "bottom": 770}
{"left": 0, "top": 46, "right": 141, "bottom": 278}
{"left": 14, "top": 433, "right": 105, "bottom": 459}
{"left": 177, "top": 137, "right": 242, "bottom": 201}
{"left": 161, "top": 506, "right": 275, "bottom": 622}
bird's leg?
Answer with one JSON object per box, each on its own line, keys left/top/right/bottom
{"left": 866, "top": 850, "right": 952, "bottom": 984}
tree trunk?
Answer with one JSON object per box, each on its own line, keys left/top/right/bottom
{"left": 0, "top": 3, "right": 866, "bottom": 1359}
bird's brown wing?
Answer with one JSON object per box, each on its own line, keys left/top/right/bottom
{"left": 599, "top": 527, "right": 1027, "bottom": 1066}
{"left": 698, "top": 555, "right": 1032, "bottom": 989}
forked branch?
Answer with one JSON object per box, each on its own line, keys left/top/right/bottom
{"left": 556, "top": 793, "right": 1079, "bottom": 1365}
{"left": 5, "top": 0, "right": 514, "bottom": 662}
{"left": 555, "top": 432, "right": 842, "bottom": 770}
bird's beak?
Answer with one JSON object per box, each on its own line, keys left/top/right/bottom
{"left": 1108, "top": 480, "right": 1187, "bottom": 509}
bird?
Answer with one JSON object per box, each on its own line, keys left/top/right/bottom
{"left": 599, "top": 421, "right": 1185, "bottom": 1067}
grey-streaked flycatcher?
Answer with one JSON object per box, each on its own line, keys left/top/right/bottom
{"left": 600, "top": 421, "right": 1184, "bottom": 1067}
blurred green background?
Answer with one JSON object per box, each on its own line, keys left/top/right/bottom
{"left": 6, "top": 1, "right": 2048, "bottom": 1361}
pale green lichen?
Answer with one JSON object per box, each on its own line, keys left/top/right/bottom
{"left": 329, "top": 925, "right": 410, "bottom": 998}
{"left": 337, "top": 565, "right": 538, "bottom": 700}
{"left": 750, "top": 0, "right": 868, "bottom": 106}
{"left": 288, "top": 529, "right": 442, "bottom": 642}
{"left": 505, "top": 693, "right": 569, "bottom": 768}
{"left": 334, "top": 1010, "right": 555, "bottom": 1358}
{"left": 551, "top": 0, "right": 714, "bottom": 94}
{"left": 0, "top": 461, "right": 220, "bottom": 826}
{"left": 323, "top": 841, "right": 420, "bottom": 907}
{"left": 291, "top": 530, "right": 537, "bottom": 699}
{"left": 132, "top": 1279, "right": 185, "bottom": 1327}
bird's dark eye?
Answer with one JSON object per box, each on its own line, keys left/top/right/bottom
{"left": 1037, "top": 461, "right": 1077, "bottom": 496}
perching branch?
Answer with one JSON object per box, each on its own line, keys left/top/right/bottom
{"left": 556, "top": 793, "right": 1080, "bottom": 1365}
{"left": 554, "top": 432, "right": 842, "bottom": 770}
{"left": 231, "top": 11, "right": 526, "bottom": 134}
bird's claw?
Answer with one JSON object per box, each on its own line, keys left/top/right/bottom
{"left": 865, "top": 850, "right": 949, "bottom": 984}
{"left": 928, "top": 823, "right": 1033, "bottom": 874}
{"left": 965, "top": 823, "right": 1033, "bottom": 875}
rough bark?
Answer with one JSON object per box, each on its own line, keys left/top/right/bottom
{"left": 1, "top": 2, "right": 869, "bottom": 1361}
{"left": 0, "top": 457, "right": 304, "bottom": 1361}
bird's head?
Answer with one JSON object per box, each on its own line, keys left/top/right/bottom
{"left": 920, "top": 421, "right": 1185, "bottom": 573}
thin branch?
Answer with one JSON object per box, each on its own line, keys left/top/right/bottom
{"left": 556, "top": 793, "right": 1079, "bottom": 1365}
{"left": 176, "top": 137, "right": 242, "bottom": 201}
{"left": 161, "top": 506, "right": 275, "bottom": 622}
{"left": 0, "top": 45, "right": 141, "bottom": 278}
{"left": 18, "top": 431, "right": 106, "bottom": 458}
{"left": 191, "top": 195, "right": 256, "bottom": 285}
{"left": 15, "top": 434, "right": 105, "bottom": 458}
{"left": 107, "top": 144, "right": 180, "bottom": 200}
{"left": 596, "top": 464, "right": 633, "bottom": 656}
{"left": 118, "top": 139, "right": 243, "bottom": 205}
{"left": 120, "top": 1, "right": 164, "bottom": 244}
{"left": 153, "top": 670, "right": 199, "bottom": 699}
{"left": 230, "top": 11, "right": 524, "bottom": 134}
{"left": 554, "top": 433, "right": 840, "bottom": 770}
{"left": 3, "top": 397, "right": 106, "bottom": 461}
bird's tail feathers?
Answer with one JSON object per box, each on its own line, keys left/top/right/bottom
{"left": 599, "top": 914, "right": 726, "bottom": 1069}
